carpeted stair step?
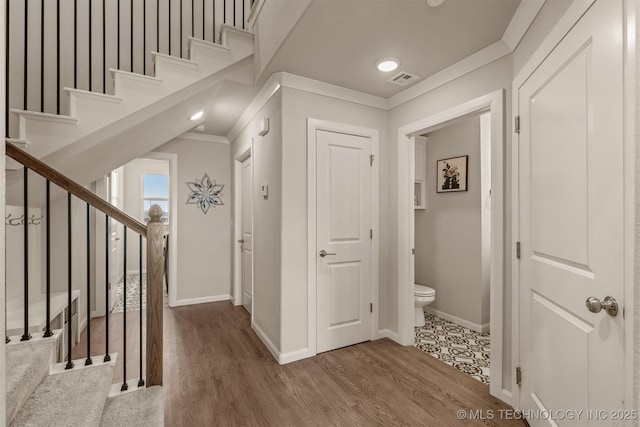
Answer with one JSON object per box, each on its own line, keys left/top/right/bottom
{"left": 100, "top": 386, "right": 164, "bottom": 426}
{"left": 6, "top": 337, "right": 58, "bottom": 424}
{"left": 10, "top": 364, "right": 113, "bottom": 427}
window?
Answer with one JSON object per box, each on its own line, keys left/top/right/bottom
{"left": 143, "top": 174, "right": 169, "bottom": 224}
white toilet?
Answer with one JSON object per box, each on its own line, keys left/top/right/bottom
{"left": 414, "top": 284, "right": 436, "bottom": 327}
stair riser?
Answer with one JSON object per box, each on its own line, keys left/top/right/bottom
{"left": 154, "top": 59, "right": 202, "bottom": 92}
{"left": 20, "top": 118, "right": 82, "bottom": 159}
{"left": 113, "top": 76, "right": 166, "bottom": 112}
{"left": 69, "top": 96, "right": 127, "bottom": 133}
{"left": 221, "top": 27, "right": 254, "bottom": 61}
{"left": 189, "top": 45, "right": 235, "bottom": 75}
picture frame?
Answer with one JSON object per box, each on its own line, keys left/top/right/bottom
{"left": 436, "top": 155, "right": 468, "bottom": 193}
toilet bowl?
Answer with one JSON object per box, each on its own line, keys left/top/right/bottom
{"left": 414, "top": 284, "right": 436, "bottom": 327}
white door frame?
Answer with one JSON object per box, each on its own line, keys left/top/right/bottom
{"left": 511, "top": 0, "right": 636, "bottom": 411}
{"left": 397, "top": 89, "right": 506, "bottom": 402}
{"left": 307, "top": 118, "right": 379, "bottom": 357}
{"left": 233, "top": 142, "right": 253, "bottom": 308}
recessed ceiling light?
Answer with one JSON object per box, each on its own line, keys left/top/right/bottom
{"left": 376, "top": 58, "right": 399, "bottom": 73}
{"left": 190, "top": 111, "right": 204, "bottom": 121}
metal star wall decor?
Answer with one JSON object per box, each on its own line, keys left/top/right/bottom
{"left": 185, "top": 173, "right": 224, "bottom": 214}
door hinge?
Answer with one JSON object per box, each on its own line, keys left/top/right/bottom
{"left": 370, "top": 229, "right": 373, "bottom": 239}
{"left": 516, "top": 241, "right": 521, "bottom": 259}
{"left": 370, "top": 154, "right": 375, "bottom": 166}
{"left": 412, "top": 248, "right": 415, "bottom": 255}
{"left": 370, "top": 303, "right": 373, "bottom": 313}
{"left": 515, "top": 116, "right": 520, "bottom": 134}
{"left": 516, "top": 367, "right": 522, "bottom": 386}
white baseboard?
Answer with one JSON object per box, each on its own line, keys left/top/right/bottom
{"left": 377, "top": 328, "right": 401, "bottom": 344}
{"left": 497, "top": 388, "right": 512, "bottom": 406}
{"left": 125, "top": 269, "right": 147, "bottom": 276}
{"left": 173, "top": 294, "right": 231, "bottom": 307}
{"left": 279, "top": 347, "right": 315, "bottom": 364}
{"left": 252, "top": 320, "right": 280, "bottom": 362}
{"left": 424, "top": 307, "right": 490, "bottom": 333}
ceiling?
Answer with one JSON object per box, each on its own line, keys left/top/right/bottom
{"left": 263, "top": 0, "right": 521, "bottom": 98}
{"left": 198, "top": 0, "right": 521, "bottom": 136}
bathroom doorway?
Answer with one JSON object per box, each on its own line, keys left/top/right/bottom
{"left": 397, "top": 90, "right": 506, "bottom": 402}
{"left": 413, "top": 112, "right": 492, "bottom": 383}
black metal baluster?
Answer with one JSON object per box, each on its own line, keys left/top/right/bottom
{"left": 56, "top": 0, "right": 60, "bottom": 114}
{"left": 156, "top": 0, "right": 159, "bottom": 54}
{"left": 138, "top": 234, "right": 144, "bottom": 387}
{"left": 74, "top": 0, "right": 77, "bottom": 88}
{"left": 5, "top": 0, "right": 10, "bottom": 137}
{"left": 233, "top": 0, "right": 235, "bottom": 27}
{"left": 40, "top": 0, "right": 44, "bottom": 112}
{"left": 103, "top": 0, "right": 106, "bottom": 93}
{"left": 21, "top": 167, "right": 31, "bottom": 341}
{"left": 212, "top": 0, "right": 215, "bottom": 43}
{"left": 202, "top": 0, "right": 205, "bottom": 38}
{"left": 89, "top": 0, "right": 92, "bottom": 91}
{"left": 85, "top": 203, "right": 92, "bottom": 365}
{"left": 24, "top": 0, "right": 28, "bottom": 111}
{"left": 180, "top": 0, "right": 182, "bottom": 58}
{"left": 104, "top": 215, "right": 111, "bottom": 362}
{"left": 121, "top": 226, "right": 128, "bottom": 391}
{"left": 65, "top": 192, "right": 74, "bottom": 369}
{"left": 43, "top": 180, "right": 53, "bottom": 337}
{"left": 191, "top": 0, "right": 193, "bottom": 38}
{"left": 130, "top": 0, "right": 133, "bottom": 72}
{"left": 168, "top": 0, "right": 171, "bottom": 55}
{"left": 117, "top": 0, "right": 120, "bottom": 69}
{"left": 223, "top": 0, "right": 225, "bottom": 24}
{"left": 143, "top": 0, "right": 146, "bottom": 75}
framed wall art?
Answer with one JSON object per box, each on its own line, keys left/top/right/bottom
{"left": 437, "top": 155, "right": 468, "bottom": 193}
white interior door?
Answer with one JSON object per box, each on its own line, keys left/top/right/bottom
{"left": 518, "top": 0, "right": 625, "bottom": 423}
{"left": 316, "top": 129, "right": 372, "bottom": 353}
{"left": 241, "top": 156, "right": 253, "bottom": 314}
{"left": 108, "top": 168, "right": 124, "bottom": 310}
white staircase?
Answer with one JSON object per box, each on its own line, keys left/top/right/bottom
{"left": 6, "top": 333, "right": 163, "bottom": 426}
{"left": 7, "top": 24, "right": 253, "bottom": 173}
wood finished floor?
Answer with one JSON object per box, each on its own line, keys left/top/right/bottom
{"left": 76, "top": 302, "right": 523, "bottom": 426}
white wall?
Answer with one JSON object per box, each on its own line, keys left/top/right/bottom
{"left": 121, "top": 158, "right": 170, "bottom": 273}
{"left": 415, "top": 115, "right": 490, "bottom": 328}
{"left": 154, "top": 137, "right": 232, "bottom": 304}
{"left": 1, "top": 0, "right": 7, "bottom": 416}
{"left": 231, "top": 92, "right": 283, "bottom": 351}
{"left": 280, "top": 86, "right": 388, "bottom": 355}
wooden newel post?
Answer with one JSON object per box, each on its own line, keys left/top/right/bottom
{"left": 146, "top": 204, "right": 164, "bottom": 386}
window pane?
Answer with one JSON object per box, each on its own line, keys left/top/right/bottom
{"left": 143, "top": 175, "right": 169, "bottom": 199}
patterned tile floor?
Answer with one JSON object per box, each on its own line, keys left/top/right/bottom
{"left": 414, "top": 313, "right": 490, "bottom": 384}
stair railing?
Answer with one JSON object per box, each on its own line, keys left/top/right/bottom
{"left": 5, "top": 141, "right": 164, "bottom": 388}
{"left": 5, "top": 0, "right": 255, "bottom": 138}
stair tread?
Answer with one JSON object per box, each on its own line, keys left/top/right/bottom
{"left": 109, "top": 68, "right": 163, "bottom": 83}
{"left": 188, "top": 36, "right": 231, "bottom": 52}
{"left": 151, "top": 51, "right": 199, "bottom": 67}
{"left": 64, "top": 87, "right": 125, "bottom": 103}
{"left": 11, "top": 364, "right": 113, "bottom": 427}
{"left": 10, "top": 109, "right": 78, "bottom": 123}
{"left": 100, "top": 386, "right": 164, "bottom": 427}
{"left": 6, "top": 339, "right": 57, "bottom": 424}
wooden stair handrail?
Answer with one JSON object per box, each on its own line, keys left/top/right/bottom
{"left": 6, "top": 141, "right": 146, "bottom": 236}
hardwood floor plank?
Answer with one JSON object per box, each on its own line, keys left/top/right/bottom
{"left": 76, "top": 301, "right": 523, "bottom": 426}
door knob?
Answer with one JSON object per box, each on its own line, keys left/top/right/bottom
{"left": 237, "top": 239, "right": 244, "bottom": 244}
{"left": 319, "top": 250, "right": 336, "bottom": 257}
{"left": 585, "top": 296, "right": 619, "bottom": 317}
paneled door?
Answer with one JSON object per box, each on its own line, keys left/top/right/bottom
{"left": 241, "top": 155, "right": 253, "bottom": 314}
{"left": 108, "top": 168, "right": 124, "bottom": 311}
{"left": 316, "top": 128, "right": 373, "bottom": 353}
{"left": 517, "top": 0, "right": 625, "bottom": 423}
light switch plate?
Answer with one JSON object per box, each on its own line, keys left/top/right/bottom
{"left": 261, "top": 183, "right": 269, "bottom": 199}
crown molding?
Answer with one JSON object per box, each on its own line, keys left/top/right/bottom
{"left": 177, "top": 131, "right": 229, "bottom": 144}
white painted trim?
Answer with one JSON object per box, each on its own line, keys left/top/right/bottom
{"left": 280, "top": 73, "right": 388, "bottom": 110}
{"left": 108, "top": 379, "right": 147, "bottom": 397}
{"left": 377, "top": 328, "right": 401, "bottom": 343}
{"left": 109, "top": 68, "right": 163, "bottom": 85}
{"left": 247, "top": 0, "right": 266, "bottom": 29}
{"left": 178, "top": 131, "right": 229, "bottom": 144}
{"left": 11, "top": 109, "right": 78, "bottom": 124}
{"left": 51, "top": 353, "right": 117, "bottom": 375}
{"left": 388, "top": 41, "right": 511, "bottom": 109}
{"left": 152, "top": 52, "right": 199, "bottom": 68}
{"left": 622, "top": 0, "right": 636, "bottom": 413}
{"left": 64, "top": 87, "right": 124, "bottom": 103}
{"left": 143, "top": 152, "right": 178, "bottom": 308}
{"left": 188, "top": 37, "right": 231, "bottom": 54}
{"left": 227, "top": 74, "right": 281, "bottom": 142}
{"left": 397, "top": 89, "right": 505, "bottom": 403}
{"left": 279, "top": 348, "right": 314, "bottom": 365}
{"left": 513, "top": 0, "right": 597, "bottom": 87}
{"left": 220, "top": 24, "right": 255, "bottom": 41}
{"left": 125, "top": 269, "right": 148, "bottom": 276}
{"left": 501, "top": 0, "right": 546, "bottom": 51}
{"left": 173, "top": 294, "right": 231, "bottom": 307}
{"left": 424, "top": 307, "right": 489, "bottom": 334}
{"left": 233, "top": 145, "right": 252, "bottom": 307}
{"left": 307, "top": 118, "right": 379, "bottom": 357}
{"left": 252, "top": 320, "right": 280, "bottom": 362}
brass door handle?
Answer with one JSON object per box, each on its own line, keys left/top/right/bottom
{"left": 585, "top": 296, "right": 618, "bottom": 317}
